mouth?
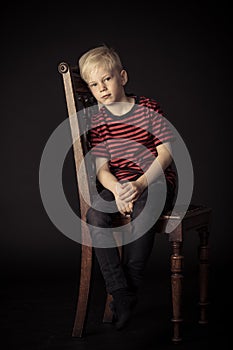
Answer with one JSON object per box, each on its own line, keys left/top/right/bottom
{"left": 102, "top": 94, "right": 111, "bottom": 99}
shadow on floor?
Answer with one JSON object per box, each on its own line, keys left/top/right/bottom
{"left": 1, "top": 260, "right": 231, "bottom": 350}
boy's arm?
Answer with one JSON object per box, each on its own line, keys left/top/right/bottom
{"left": 95, "top": 157, "right": 119, "bottom": 196}
{"left": 136, "top": 142, "right": 173, "bottom": 190}
{"left": 118, "top": 142, "right": 173, "bottom": 203}
{"left": 95, "top": 157, "right": 133, "bottom": 215}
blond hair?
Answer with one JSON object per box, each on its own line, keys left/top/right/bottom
{"left": 78, "top": 44, "right": 123, "bottom": 83}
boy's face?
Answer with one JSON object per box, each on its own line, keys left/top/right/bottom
{"left": 87, "top": 66, "right": 128, "bottom": 105}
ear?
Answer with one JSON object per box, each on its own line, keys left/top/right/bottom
{"left": 120, "top": 69, "right": 128, "bottom": 86}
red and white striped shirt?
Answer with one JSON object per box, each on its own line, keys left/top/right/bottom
{"left": 90, "top": 96, "right": 176, "bottom": 188}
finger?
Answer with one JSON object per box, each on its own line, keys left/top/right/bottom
{"left": 121, "top": 191, "right": 138, "bottom": 202}
{"left": 120, "top": 182, "right": 132, "bottom": 192}
{"left": 118, "top": 207, "right": 125, "bottom": 215}
{"left": 120, "top": 181, "right": 130, "bottom": 188}
{"left": 128, "top": 202, "right": 133, "bottom": 212}
{"left": 118, "top": 184, "right": 133, "bottom": 195}
{"left": 119, "top": 188, "right": 135, "bottom": 200}
{"left": 131, "top": 192, "right": 141, "bottom": 202}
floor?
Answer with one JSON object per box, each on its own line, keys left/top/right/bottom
{"left": 2, "top": 256, "right": 231, "bottom": 350}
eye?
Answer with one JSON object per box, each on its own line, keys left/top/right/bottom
{"left": 104, "top": 76, "right": 111, "bottom": 82}
{"left": 89, "top": 82, "right": 97, "bottom": 88}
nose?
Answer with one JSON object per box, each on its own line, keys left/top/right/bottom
{"left": 99, "top": 81, "right": 107, "bottom": 92}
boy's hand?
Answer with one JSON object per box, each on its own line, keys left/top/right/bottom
{"left": 116, "top": 181, "right": 146, "bottom": 204}
{"left": 115, "top": 196, "right": 133, "bottom": 216}
{"left": 115, "top": 182, "right": 133, "bottom": 215}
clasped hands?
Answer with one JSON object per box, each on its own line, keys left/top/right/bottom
{"left": 114, "top": 180, "right": 145, "bottom": 216}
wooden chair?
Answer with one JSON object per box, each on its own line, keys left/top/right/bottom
{"left": 58, "top": 61, "right": 212, "bottom": 343}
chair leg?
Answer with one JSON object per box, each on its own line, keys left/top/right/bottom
{"left": 72, "top": 245, "right": 93, "bottom": 337}
{"left": 170, "top": 241, "right": 183, "bottom": 343}
{"left": 103, "top": 293, "right": 114, "bottom": 323}
{"left": 198, "top": 228, "right": 210, "bottom": 324}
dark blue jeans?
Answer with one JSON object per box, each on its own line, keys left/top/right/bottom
{"left": 86, "top": 181, "right": 175, "bottom": 294}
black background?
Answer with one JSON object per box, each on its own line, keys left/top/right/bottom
{"left": 1, "top": 2, "right": 232, "bottom": 349}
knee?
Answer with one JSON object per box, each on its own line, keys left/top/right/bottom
{"left": 86, "top": 207, "right": 112, "bottom": 227}
{"left": 86, "top": 207, "right": 98, "bottom": 225}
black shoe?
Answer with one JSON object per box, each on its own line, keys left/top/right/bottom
{"left": 111, "top": 289, "right": 137, "bottom": 330}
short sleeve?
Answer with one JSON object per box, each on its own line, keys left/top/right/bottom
{"left": 149, "top": 104, "right": 176, "bottom": 147}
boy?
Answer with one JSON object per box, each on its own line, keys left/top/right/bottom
{"left": 78, "top": 44, "right": 176, "bottom": 330}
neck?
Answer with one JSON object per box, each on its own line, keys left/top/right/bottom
{"left": 103, "top": 96, "right": 135, "bottom": 116}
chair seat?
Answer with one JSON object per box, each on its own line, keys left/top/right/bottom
{"left": 156, "top": 204, "right": 211, "bottom": 241}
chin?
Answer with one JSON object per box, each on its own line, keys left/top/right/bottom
{"left": 103, "top": 101, "right": 114, "bottom": 106}
{"left": 102, "top": 99, "right": 117, "bottom": 106}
